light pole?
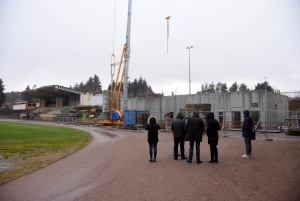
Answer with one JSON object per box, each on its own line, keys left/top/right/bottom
{"left": 187, "top": 46, "right": 193, "bottom": 94}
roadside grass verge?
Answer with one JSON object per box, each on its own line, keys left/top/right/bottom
{"left": 0, "top": 121, "right": 91, "bottom": 183}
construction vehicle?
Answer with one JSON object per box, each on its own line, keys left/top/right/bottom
{"left": 97, "top": 0, "right": 132, "bottom": 125}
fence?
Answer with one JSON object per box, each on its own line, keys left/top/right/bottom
{"left": 1, "top": 109, "right": 299, "bottom": 133}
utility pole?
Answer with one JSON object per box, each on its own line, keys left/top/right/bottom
{"left": 123, "top": 0, "right": 132, "bottom": 111}
{"left": 187, "top": 46, "right": 193, "bottom": 95}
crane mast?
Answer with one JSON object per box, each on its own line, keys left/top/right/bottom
{"left": 123, "top": 0, "right": 132, "bottom": 111}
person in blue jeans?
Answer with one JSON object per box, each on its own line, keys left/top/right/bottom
{"left": 145, "top": 116, "right": 161, "bottom": 162}
{"left": 185, "top": 111, "right": 204, "bottom": 163}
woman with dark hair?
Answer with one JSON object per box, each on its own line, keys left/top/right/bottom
{"left": 145, "top": 116, "right": 161, "bottom": 162}
{"left": 206, "top": 112, "right": 220, "bottom": 163}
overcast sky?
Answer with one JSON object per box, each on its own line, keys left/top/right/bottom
{"left": 0, "top": 0, "right": 299, "bottom": 95}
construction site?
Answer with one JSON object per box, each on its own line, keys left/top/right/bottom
{"left": 0, "top": 86, "right": 300, "bottom": 136}
{"left": 0, "top": 1, "right": 299, "bottom": 136}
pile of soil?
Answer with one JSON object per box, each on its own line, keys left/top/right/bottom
{"left": 289, "top": 99, "right": 300, "bottom": 110}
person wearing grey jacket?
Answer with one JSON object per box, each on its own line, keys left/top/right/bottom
{"left": 171, "top": 112, "right": 187, "bottom": 160}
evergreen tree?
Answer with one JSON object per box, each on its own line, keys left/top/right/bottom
{"left": 86, "top": 77, "right": 94, "bottom": 93}
{"left": 0, "top": 79, "right": 6, "bottom": 107}
{"left": 220, "top": 83, "right": 228, "bottom": 92}
{"left": 215, "top": 82, "right": 222, "bottom": 92}
{"left": 73, "top": 83, "right": 79, "bottom": 90}
{"left": 78, "top": 82, "right": 85, "bottom": 92}
{"left": 239, "top": 83, "right": 249, "bottom": 91}
{"left": 93, "top": 74, "right": 102, "bottom": 93}
{"left": 22, "top": 85, "right": 32, "bottom": 102}
{"left": 5, "top": 91, "right": 20, "bottom": 103}
{"left": 200, "top": 83, "right": 209, "bottom": 93}
{"left": 207, "top": 82, "right": 215, "bottom": 93}
{"left": 254, "top": 81, "right": 273, "bottom": 91}
{"left": 229, "top": 82, "right": 239, "bottom": 92}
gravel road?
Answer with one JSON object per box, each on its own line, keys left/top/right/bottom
{"left": 0, "top": 120, "right": 300, "bottom": 201}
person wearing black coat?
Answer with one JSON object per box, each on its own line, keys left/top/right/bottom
{"left": 185, "top": 111, "right": 204, "bottom": 163}
{"left": 145, "top": 116, "right": 161, "bottom": 162}
{"left": 241, "top": 110, "right": 254, "bottom": 158}
{"left": 171, "top": 112, "right": 187, "bottom": 160}
{"left": 206, "top": 112, "right": 220, "bottom": 163}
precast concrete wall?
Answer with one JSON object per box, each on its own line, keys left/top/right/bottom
{"left": 127, "top": 90, "right": 289, "bottom": 125}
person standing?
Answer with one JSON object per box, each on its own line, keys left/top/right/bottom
{"left": 206, "top": 112, "right": 220, "bottom": 163}
{"left": 241, "top": 110, "right": 254, "bottom": 158}
{"left": 185, "top": 111, "right": 204, "bottom": 163}
{"left": 171, "top": 112, "right": 187, "bottom": 160}
{"left": 145, "top": 116, "right": 161, "bottom": 162}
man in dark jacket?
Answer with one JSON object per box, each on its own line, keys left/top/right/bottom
{"left": 171, "top": 112, "right": 187, "bottom": 160}
{"left": 242, "top": 110, "right": 254, "bottom": 158}
{"left": 206, "top": 112, "right": 220, "bottom": 163}
{"left": 185, "top": 111, "right": 204, "bottom": 163}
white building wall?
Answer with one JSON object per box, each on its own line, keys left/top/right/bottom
{"left": 80, "top": 94, "right": 92, "bottom": 106}
{"left": 91, "top": 94, "right": 103, "bottom": 106}
{"left": 13, "top": 104, "right": 26, "bottom": 110}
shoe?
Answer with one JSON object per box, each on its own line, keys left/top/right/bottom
{"left": 214, "top": 160, "right": 218, "bottom": 163}
{"left": 196, "top": 160, "right": 203, "bottom": 164}
{"left": 241, "top": 154, "right": 250, "bottom": 158}
{"left": 153, "top": 159, "right": 156, "bottom": 162}
{"left": 181, "top": 156, "right": 188, "bottom": 160}
{"left": 207, "top": 160, "right": 215, "bottom": 163}
{"left": 186, "top": 160, "right": 192, "bottom": 163}
{"left": 149, "top": 159, "right": 152, "bottom": 162}
{"left": 174, "top": 157, "right": 178, "bottom": 160}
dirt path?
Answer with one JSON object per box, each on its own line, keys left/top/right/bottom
{"left": 0, "top": 120, "right": 300, "bottom": 201}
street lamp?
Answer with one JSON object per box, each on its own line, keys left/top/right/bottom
{"left": 187, "top": 46, "right": 193, "bottom": 94}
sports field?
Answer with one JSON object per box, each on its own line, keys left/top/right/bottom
{"left": 0, "top": 121, "right": 90, "bottom": 183}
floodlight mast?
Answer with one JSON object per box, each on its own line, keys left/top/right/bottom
{"left": 123, "top": 0, "right": 132, "bottom": 111}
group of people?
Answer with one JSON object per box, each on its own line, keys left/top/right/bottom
{"left": 145, "top": 110, "right": 255, "bottom": 162}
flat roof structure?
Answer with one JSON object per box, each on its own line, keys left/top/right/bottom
{"left": 21, "top": 85, "right": 87, "bottom": 99}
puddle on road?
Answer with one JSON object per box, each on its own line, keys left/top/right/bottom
{"left": 97, "top": 131, "right": 117, "bottom": 138}
{"left": 101, "top": 133, "right": 117, "bottom": 138}
{"left": 0, "top": 154, "right": 13, "bottom": 169}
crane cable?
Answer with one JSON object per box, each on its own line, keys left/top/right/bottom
{"left": 165, "top": 0, "right": 170, "bottom": 53}
{"left": 112, "top": 0, "right": 116, "bottom": 56}
{"left": 111, "top": 0, "right": 117, "bottom": 92}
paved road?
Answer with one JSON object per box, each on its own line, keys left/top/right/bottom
{"left": 0, "top": 121, "right": 300, "bottom": 201}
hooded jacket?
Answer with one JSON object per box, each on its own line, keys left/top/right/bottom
{"left": 242, "top": 110, "right": 254, "bottom": 138}
{"left": 185, "top": 111, "right": 204, "bottom": 142}
{"left": 145, "top": 116, "right": 161, "bottom": 143}
{"left": 206, "top": 112, "right": 220, "bottom": 145}
{"left": 171, "top": 112, "right": 186, "bottom": 138}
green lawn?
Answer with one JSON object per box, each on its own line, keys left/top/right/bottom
{"left": 0, "top": 121, "right": 91, "bottom": 182}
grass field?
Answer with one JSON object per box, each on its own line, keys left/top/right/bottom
{"left": 0, "top": 121, "right": 91, "bottom": 183}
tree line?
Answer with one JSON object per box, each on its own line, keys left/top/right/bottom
{"left": 197, "top": 81, "right": 273, "bottom": 94}
{"left": 70, "top": 74, "right": 102, "bottom": 93}
{"left": 0, "top": 76, "right": 154, "bottom": 106}
{"left": 108, "top": 77, "right": 153, "bottom": 97}
{"left": 0, "top": 77, "right": 274, "bottom": 107}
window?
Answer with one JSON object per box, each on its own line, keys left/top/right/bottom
{"left": 250, "top": 111, "right": 260, "bottom": 126}
{"left": 232, "top": 111, "right": 241, "bottom": 128}
{"left": 251, "top": 102, "right": 258, "bottom": 107}
{"left": 219, "top": 112, "right": 223, "bottom": 123}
